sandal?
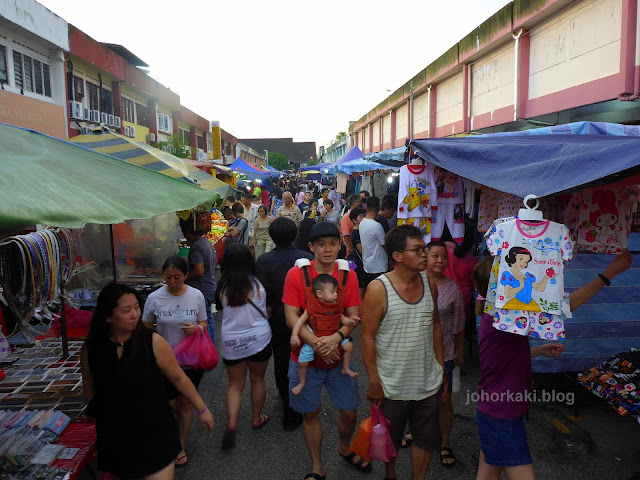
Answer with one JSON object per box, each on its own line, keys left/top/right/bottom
{"left": 440, "top": 446, "right": 455, "bottom": 467}
{"left": 252, "top": 413, "right": 270, "bottom": 430}
{"left": 400, "top": 433, "right": 413, "bottom": 448}
{"left": 174, "top": 453, "right": 187, "bottom": 467}
{"left": 303, "top": 474, "right": 326, "bottom": 480}
{"left": 220, "top": 430, "right": 236, "bottom": 450}
{"left": 339, "top": 451, "right": 372, "bottom": 473}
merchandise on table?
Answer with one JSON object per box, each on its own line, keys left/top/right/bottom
{"left": 578, "top": 350, "right": 640, "bottom": 417}
{"left": 205, "top": 210, "right": 228, "bottom": 244}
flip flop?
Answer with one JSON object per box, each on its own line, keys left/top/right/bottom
{"left": 303, "top": 474, "right": 326, "bottom": 480}
{"left": 174, "top": 453, "right": 187, "bottom": 467}
{"left": 440, "top": 446, "right": 455, "bottom": 467}
{"left": 339, "top": 451, "right": 372, "bottom": 473}
{"left": 252, "top": 413, "right": 270, "bottom": 430}
{"left": 400, "top": 433, "right": 413, "bottom": 448}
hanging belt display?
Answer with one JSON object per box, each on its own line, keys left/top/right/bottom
{"left": 0, "top": 229, "right": 76, "bottom": 339}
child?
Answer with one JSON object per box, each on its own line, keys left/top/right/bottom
{"left": 290, "top": 274, "right": 359, "bottom": 395}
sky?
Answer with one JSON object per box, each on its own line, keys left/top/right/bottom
{"left": 37, "top": 0, "right": 511, "bottom": 149}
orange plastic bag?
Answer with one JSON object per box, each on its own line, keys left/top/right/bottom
{"left": 349, "top": 416, "right": 372, "bottom": 462}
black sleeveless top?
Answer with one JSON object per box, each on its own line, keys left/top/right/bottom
{"left": 86, "top": 327, "right": 181, "bottom": 478}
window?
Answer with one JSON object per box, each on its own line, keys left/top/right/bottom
{"left": 179, "top": 128, "right": 189, "bottom": 144}
{"left": 11, "top": 51, "right": 51, "bottom": 96}
{"left": 71, "top": 75, "right": 84, "bottom": 101}
{"left": 0, "top": 45, "right": 7, "bottom": 84}
{"left": 101, "top": 89, "right": 113, "bottom": 114}
{"left": 13, "top": 51, "right": 22, "bottom": 89}
{"left": 157, "top": 113, "right": 171, "bottom": 132}
{"left": 86, "top": 82, "right": 99, "bottom": 111}
{"left": 122, "top": 98, "right": 134, "bottom": 122}
{"left": 136, "top": 103, "right": 149, "bottom": 127}
{"left": 197, "top": 135, "right": 205, "bottom": 150}
{"left": 207, "top": 135, "right": 213, "bottom": 151}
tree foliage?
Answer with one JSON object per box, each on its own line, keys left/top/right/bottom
{"left": 268, "top": 152, "right": 291, "bottom": 171}
{"left": 336, "top": 132, "right": 347, "bottom": 141}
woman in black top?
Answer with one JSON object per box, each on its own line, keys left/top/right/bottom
{"left": 81, "top": 283, "right": 214, "bottom": 478}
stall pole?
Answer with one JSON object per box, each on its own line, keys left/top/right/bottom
{"left": 109, "top": 225, "right": 117, "bottom": 282}
{"left": 60, "top": 281, "right": 69, "bottom": 360}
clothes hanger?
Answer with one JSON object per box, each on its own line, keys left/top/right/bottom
{"left": 518, "top": 194, "right": 544, "bottom": 221}
{"left": 409, "top": 154, "right": 423, "bottom": 166}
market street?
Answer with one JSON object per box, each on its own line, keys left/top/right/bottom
{"left": 142, "top": 316, "right": 640, "bottom": 480}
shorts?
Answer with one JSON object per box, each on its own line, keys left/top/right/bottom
{"left": 166, "top": 368, "right": 204, "bottom": 400}
{"left": 298, "top": 339, "right": 349, "bottom": 363}
{"left": 443, "top": 360, "right": 454, "bottom": 389}
{"left": 223, "top": 343, "right": 272, "bottom": 367}
{"left": 476, "top": 410, "right": 533, "bottom": 467}
{"left": 381, "top": 388, "right": 443, "bottom": 452}
{"left": 485, "top": 304, "right": 566, "bottom": 340}
{"left": 288, "top": 359, "right": 360, "bottom": 413}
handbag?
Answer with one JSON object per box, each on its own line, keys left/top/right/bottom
{"left": 368, "top": 403, "right": 397, "bottom": 462}
{"left": 172, "top": 327, "right": 219, "bottom": 371}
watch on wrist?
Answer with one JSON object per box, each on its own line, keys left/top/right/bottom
{"left": 337, "top": 330, "right": 346, "bottom": 341}
{"left": 598, "top": 273, "right": 611, "bottom": 286}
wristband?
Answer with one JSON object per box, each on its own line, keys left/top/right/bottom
{"left": 598, "top": 273, "right": 611, "bottom": 286}
{"left": 336, "top": 330, "right": 345, "bottom": 341}
{"left": 197, "top": 405, "right": 208, "bottom": 416}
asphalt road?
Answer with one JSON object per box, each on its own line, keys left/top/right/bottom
{"left": 170, "top": 314, "right": 640, "bottom": 480}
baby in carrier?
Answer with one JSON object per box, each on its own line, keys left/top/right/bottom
{"left": 290, "top": 274, "right": 359, "bottom": 395}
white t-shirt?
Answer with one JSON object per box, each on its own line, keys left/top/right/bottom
{"left": 142, "top": 286, "right": 207, "bottom": 348}
{"left": 486, "top": 218, "right": 574, "bottom": 315}
{"left": 397, "top": 164, "right": 438, "bottom": 219}
{"left": 220, "top": 278, "right": 272, "bottom": 361}
{"left": 359, "top": 218, "right": 388, "bottom": 274}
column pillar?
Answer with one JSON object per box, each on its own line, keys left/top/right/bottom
{"left": 428, "top": 86, "right": 437, "bottom": 138}
{"left": 189, "top": 126, "right": 197, "bottom": 159}
{"left": 391, "top": 109, "right": 396, "bottom": 148}
{"left": 148, "top": 100, "right": 158, "bottom": 141}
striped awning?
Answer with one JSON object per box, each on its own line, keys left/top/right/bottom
{"left": 71, "top": 130, "right": 230, "bottom": 194}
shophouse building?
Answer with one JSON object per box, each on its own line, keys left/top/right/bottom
{"left": 349, "top": 0, "right": 640, "bottom": 150}
{"left": 0, "top": 0, "right": 69, "bottom": 138}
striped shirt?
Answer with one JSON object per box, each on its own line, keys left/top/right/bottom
{"left": 375, "top": 273, "right": 443, "bottom": 401}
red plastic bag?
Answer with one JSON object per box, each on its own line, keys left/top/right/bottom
{"left": 172, "top": 328, "right": 218, "bottom": 371}
{"left": 368, "top": 403, "right": 397, "bottom": 462}
{"left": 349, "top": 416, "right": 372, "bottom": 462}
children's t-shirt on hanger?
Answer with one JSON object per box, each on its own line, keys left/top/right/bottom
{"left": 397, "top": 164, "right": 437, "bottom": 220}
{"left": 487, "top": 218, "right": 574, "bottom": 316}
{"left": 434, "top": 168, "right": 464, "bottom": 204}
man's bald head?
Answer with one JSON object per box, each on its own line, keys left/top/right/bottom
{"left": 283, "top": 191, "right": 293, "bottom": 206}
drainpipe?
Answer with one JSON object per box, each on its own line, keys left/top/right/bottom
{"left": 512, "top": 29, "right": 523, "bottom": 121}
{"left": 409, "top": 81, "right": 414, "bottom": 140}
{"left": 426, "top": 84, "right": 432, "bottom": 138}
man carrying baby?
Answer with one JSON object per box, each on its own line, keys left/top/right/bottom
{"left": 283, "top": 222, "right": 368, "bottom": 480}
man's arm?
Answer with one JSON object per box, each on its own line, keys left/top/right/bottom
{"left": 187, "top": 262, "right": 205, "bottom": 280}
{"left": 361, "top": 280, "right": 386, "bottom": 406}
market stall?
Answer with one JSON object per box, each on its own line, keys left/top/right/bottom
{"left": 0, "top": 122, "right": 220, "bottom": 478}
{"left": 406, "top": 121, "right": 640, "bottom": 374}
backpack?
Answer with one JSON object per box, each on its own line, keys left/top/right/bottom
{"left": 291, "top": 258, "right": 350, "bottom": 370}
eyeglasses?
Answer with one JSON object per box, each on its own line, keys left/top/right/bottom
{"left": 398, "top": 245, "right": 428, "bottom": 255}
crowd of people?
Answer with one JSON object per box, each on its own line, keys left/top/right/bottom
{"left": 80, "top": 176, "right": 632, "bottom": 480}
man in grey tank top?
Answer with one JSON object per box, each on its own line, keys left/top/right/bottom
{"left": 361, "top": 225, "right": 446, "bottom": 480}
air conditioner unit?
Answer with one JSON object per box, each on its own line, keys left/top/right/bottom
{"left": 123, "top": 126, "right": 131, "bottom": 137}
{"left": 90, "top": 110, "right": 100, "bottom": 123}
{"left": 100, "top": 113, "right": 108, "bottom": 125}
{"left": 108, "top": 115, "right": 115, "bottom": 127}
{"left": 81, "top": 127, "right": 92, "bottom": 135}
{"left": 114, "top": 116, "right": 121, "bottom": 128}
{"left": 83, "top": 108, "right": 90, "bottom": 122}
{"left": 196, "top": 151, "right": 208, "bottom": 162}
{"left": 146, "top": 133, "right": 155, "bottom": 142}
{"left": 128, "top": 126, "right": 136, "bottom": 138}
{"left": 68, "top": 101, "right": 83, "bottom": 120}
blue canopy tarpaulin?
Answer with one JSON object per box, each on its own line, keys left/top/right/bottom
{"left": 336, "top": 146, "right": 364, "bottom": 164}
{"left": 299, "top": 162, "right": 334, "bottom": 173}
{"left": 363, "top": 147, "right": 406, "bottom": 168}
{"left": 409, "top": 121, "right": 640, "bottom": 198}
{"left": 336, "top": 159, "right": 400, "bottom": 174}
{"left": 229, "top": 157, "right": 272, "bottom": 180}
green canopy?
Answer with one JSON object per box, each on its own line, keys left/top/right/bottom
{"left": 0, "top": 122, "right": 218, "bottom": 233}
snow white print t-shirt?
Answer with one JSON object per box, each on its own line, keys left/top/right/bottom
{"left": 487, "top": 218, "right": 574, "bottom": 316}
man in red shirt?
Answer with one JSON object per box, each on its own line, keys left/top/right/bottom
{"left": 283, "top": 222, "right": 367, "bottom": 480}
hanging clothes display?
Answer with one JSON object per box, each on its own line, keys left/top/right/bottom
{"left": 463, "top": 179, "right": 480, "bottom": 219}
{"left": 372, "top": 171, "right": 388, "bottom": 202}
{"left": 477, "top": 188, "right": 522, "bottom": 232}
{"left": 396, "top": 163, "right": 438, "bottom": 242}
{"left": 360, "top": 174, "right": 372, "bottom": 194}
{"left": 430, "top": 166, "right": 465, "bottom": 242}
{"left": 336, "top": 173, "right": 348, "bottom": 194}
{"left": 564, "top": 186, "right": 640, "bottom": 254}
